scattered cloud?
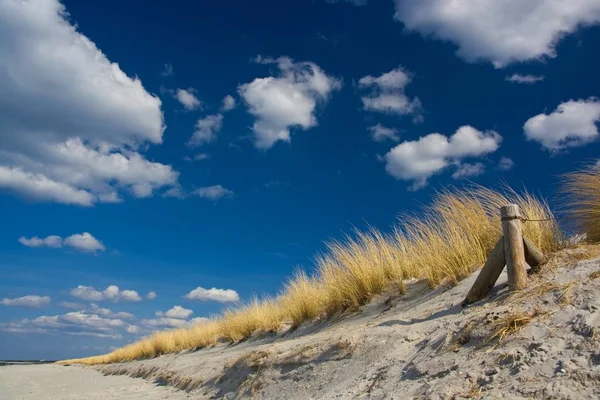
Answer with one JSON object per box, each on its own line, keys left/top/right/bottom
{"left": 451, "top": 162, "right": 485, "bottom": 179}
{"left": 524, "top": 98, "right": 600, "bottom": 150}
{"left": 0, "top": 0, "right": 178, "bottom": 206}
{"left": 1, "top": 295, "right": 51, "bottom": 308}
{"left": 175, "top": 88, "right": 202, "bottom": 111}
{"left": 90, "top": 303, "right": 135, "bottom": 319}
{"left": 394, "top": 0, "right": 600, "bottom": 68}
{"left": 19, "top": 233, "right": 105, "bottom": 253}
{"left": 239, "top": 56, "right": 341, "bottom": 149}
{"left": 221, "top": 95, "right": 237, "bottom": 111}
{"left": 146, "top": 291, "right": 157, "bottom": 300}
{"left": 188, "top": 114, "right": 223, "bottom": 147}
{"left": 126, "top": 325, "right": 140, "bottom": 334}
{"left": 359, "top": 66, "right": 422, "bottom": 120}
{"left": 368, "top": 123, "right": 401, "bottom": 142}
{"left": 60, "top": 301, "right": 84, "bottom": 309}
{"left": 70, "top": 285, "right": 142, "bottom": 302}
{"left": 384, "top": 125, "right": 502, "bottom": 189}
{"left": 184, "top": 153, "right": 210, "bottom": 162}
{"left": 156, "top": 305, "right": 193, "bottom": 319}
{"left": 498, "top": 157, "right": 515, "bottom": 171}
{"left": 192, "top": 185, "right": 234, "bottom": 201}
{"left": 183, "top": 287, "right": 240, "bottom": 303}
{"left": 161, "top": 63, "right": 174, "bottom": 77}
{"left": 505, "top": 74, "right": 545, "bottom": 84}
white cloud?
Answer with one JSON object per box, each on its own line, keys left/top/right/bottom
{"left": 184, "top": 287, "right": 240, "bottom": 303}
{"left": 19, "top": 232, "right": 105, "bottom": 253}
{"left": 368, "top": 123, "right": 401, "bottom": 142}
{"left": 188, "top": 114, "right": 223, "bottom": 147}
{"left": 60, "top": 301, "right": 84, "bottom": 309}
{"left": 0, "top": 311, "right": 126, "bottom": 339}
{"left": 184, "top": 153, "right": 210, "bottom": 162}
{"left": 238, "top": 56, "right": 341, "bottom": 149}
{"left": 498, "top": 157, "right": 515, "bottom": 171}
{"left": 359, "top": 66, "right": 422, "bottom": 119}
{"left": 70, "top": 285, "right": 142, "bottom": 302}
{"left": 451, "top": 162, "right": 485, "bottom": 179}
{"left": 19, "top": 235, "right": 63, "bottom": 248}
{"left": 192, "top": 185, "right": 234, "bottom": 201}
{"left": 1, "top": 295, "right": 51, "bottom": 308}
{"left": 0, "top": 0, "right": 178, "bottom": 206}
{"left": 146, "top": 291, "right": 157, "bottom": 300}
{"left": 63, "top": 232, "right": 105, "bottom": 253}
{"left": 126, "top": 325, "right": 140, "bottom": 334}
{"left": 90, "top": 303, "right": 135, "bottom": 319}
{"left": 384, "top": 125, "right": 501, "bottom": 189}
{"left": 524, "top": 98, "right": 600, "bottom": 150}
{"left": 394, "top": 0, "right": 600, "bottom": 68}
{"left": 221, "top": 95, "right": 237, "bottom": 111}
{"left": 175, "top": 88, "right": 202, "bottom": 111}
{"left": 156, "top": 305, "right": 193, "bottom": 319}
{"left": 161, "top": 63, "right": 174, "bottom": 77}
{"left": 505, "top": 74, "right": 545, "bottom": 84}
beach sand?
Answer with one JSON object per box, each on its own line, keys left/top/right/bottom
{"left": 0, "top": 364, "right": 191, "bottom": 399}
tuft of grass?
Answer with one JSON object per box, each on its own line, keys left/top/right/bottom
{"left": 59, "top": 185, "right": 560, "bottom": 366}
{"left": 563, "top": 162, "right": 600, "bottom": 243}
{"left": 488, "top": 309, "right": 544, "bottom": 344}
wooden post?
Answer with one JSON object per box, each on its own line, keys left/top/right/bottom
{"left": 463, "top": 237, "right": 506, "bottom": 305}
{"left": 501, "top": 204, "right": 527, "bottom": 291}
{"left": 523, "top": 236, "right": 545, "bottom": 273}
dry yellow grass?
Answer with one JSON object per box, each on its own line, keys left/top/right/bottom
{"left": 59, "top": 185, "right": 560, "bottom": 366}
{"left": 563, "top": 163, "right": 600, "bottom": 243}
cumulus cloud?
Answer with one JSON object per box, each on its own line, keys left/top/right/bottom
{"left": 1, "top": 295, "right": 51, "bottom": 308}
{"left": 192, "top": 185, "right": 234, "bottom": 201}
{"left": 70, "top": 285, "right": 142, "bottom": 302}
{"left": 146, "top": 291, "right": 157, "bottom": 300}
{"left": 19, "top": 232, "right": 105, "bottom": 253}
{"left": 221, "top": 95, "right": 237, "bottom": 111}
{"left": 0, "top": 310, "right": 126, "bottom": 339}
{"left": 175, "top": 88, "right": 202, "bottom": 111}
{"left": 184, "top": 287, "right": 240, "bottom": 303}
{"left": 505, "top": 74, "right": 545, "bottom": 84}
{"left": 451, "top": 162, "right": 485, "bottom": 180}
{"left": 384, "top": 126, "right": 502, "bottom": 189}
{"left": 524, "top": 98, "right": 600, "bottom": 151}
{"left": 0, "top": 0, "right": 178, "bottom": 206}
{"left": 498, "top": 157, "right": 515, "bottom": 171}
{"left": 394, "top": 0, "right": 600, "bottom": 68}
{"left": 238, "top": 56, "right": 341, "bottom": 149}
{"left": 156, "top": 305, "right": 193, "bottom": 319}
{"left": 369, "top": 123, "right": 401, "bottom": 142}
{"left": 188, "top": 114, "right": 223, "bottom": 147}
{"left": 359, "top": 66, "right": 422, "bottom": 120}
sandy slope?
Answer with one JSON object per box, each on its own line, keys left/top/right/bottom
{"left": 0, "top": 364, "right": 191, "bottom": 399}
{"left": 6, "top": 249, "right": 600, "bottom": 399}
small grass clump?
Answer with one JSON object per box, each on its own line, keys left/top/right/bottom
{"left": 563, "top": 162, "right": 600, "bottom": 243}
{"left": 60, "top": 185, "right": 560, "bottom": 366}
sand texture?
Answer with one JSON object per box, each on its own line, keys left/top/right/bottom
{"left": 4, "top": 250, "right": 600, "bottom": 399}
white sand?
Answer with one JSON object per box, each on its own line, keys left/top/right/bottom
{"left": 0, "top": 364, "right": 191, "bottom": 399}
{"left": 4, "top": 250, "right": 600, "bottom": 399}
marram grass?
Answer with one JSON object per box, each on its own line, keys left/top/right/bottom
{"left": 60, "top": 185, "right": 561, "bottom": 366}
{"left": 563, "top": 163, "right": 600, "bottom": 243}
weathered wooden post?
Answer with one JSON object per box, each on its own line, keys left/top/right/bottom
{"left": 501, "top": 204, "right": 528, "bottom": 291}
{"left": 523, "top": 236, "right": 545, "bottom": 273}
{"left": 463, "top": 238, "right": 505, "bottom": 305}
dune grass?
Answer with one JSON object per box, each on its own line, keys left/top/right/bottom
{"left": 563, "top": 163, "right": 600, "bottom": 243}
{"left": 60, "top": 186, "right": 561, "bottom": 366}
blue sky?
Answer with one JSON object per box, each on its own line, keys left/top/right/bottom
{"left": 1, "top": 0, "right": 600, "bottom": 360}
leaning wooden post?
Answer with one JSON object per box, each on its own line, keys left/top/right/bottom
{"left": 523, "top": 236, "right": 545, "bottom": 273}
{"left": 501, "top": 204, "right": 528, "bottom": 291}
{"left": 463, "top": 237, "right": 506, "bottom": 305}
